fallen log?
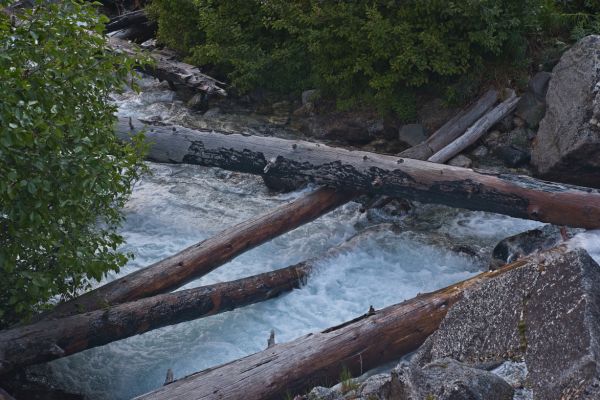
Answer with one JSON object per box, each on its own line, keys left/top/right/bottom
{"left": 106, "top": 10, "right": 148, "bottom": 33}
{"left": 0, "top": 225, "right": 391, "bottom": 374}
{"left": 399, "top": 89, "right": 498, "bottom": 160}
{"left": 38, "top": 187, "right": 351, "bottom": 320}
{"left": 117, "top": 117, "right": 600, "bottom": 229}
{"left": 428, "top": 91, "right": 520, "bottom": 163}
{"left": 108, "top": 37, "right": 227, "bottom": 96}
{"left": 107, "top": 10, "right": 155, "bottom": 43}
{"left": 0, "top": 260, "right": 310, "bottom": 374}
{"left": 134, "top": 247, "right": 571, "bottom": 400}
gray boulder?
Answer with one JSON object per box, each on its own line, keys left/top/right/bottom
{"left": 531, "top": 35, "right": 600, "bottom": 188}
{"left": 393, "top": 358, "right": 514, "bottom": 400}
{"left": 398, "top": 124, "right": 427, "bottom": 147}
{"left": 413, "top": 247, "right": 600, "bottom": 399}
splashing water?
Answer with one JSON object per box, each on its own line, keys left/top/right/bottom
{"left": 31, "top": 77, "right": 599, "bottom": 399}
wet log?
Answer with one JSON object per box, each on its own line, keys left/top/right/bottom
{"left": 0, "top": 261, "right": 311, "bottom": 374}
{"left": 106, "top": 10, "right": 148, "bottom": 33}
{"left": 428, "top": 91, "right": 520, "bottom": 163}
{"left": 134, "top": 247, "right": 567, "bottom": 400}
{"left": 0, "top": 225, "right": 387, "bottom": 374}
{"left": 108, "top": 37, "right": 227, "bottom": 96}
{"left": 38, "top": 187, "right": 351, "bottom": 320}
{"left": 117, "top": 117, "right": 600, "bottom": 229}
{"left": 107, "top": 10, "right": 155, "bottom": 43}
{"left": 399, "top": 89, "right": 498, "bottom": 160}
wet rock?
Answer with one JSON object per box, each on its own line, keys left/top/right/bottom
{"left": 528, "top": 71, "right": 552, "bottom": 101}
{"left": 307, "top": 386, "right": 343, "bottom": 400}
{"left": 303, "top": 114, "right": 384, "bottom": 144}
{"left": 491, "top": 224, "right": 582, "bottom": 267}
{"left": 186, "top": 93, "right": 207, "bottom": 111}
{"left": 531, "top": 35, "right": 600, "bottom": 188}
{"left": 412, "top": 247, "right": 600, "bottom": 399}
{"left": 448, "top": 154, "right": 472, "bottom": 168}
{"left": 393, "top": 358, "right": 514, "bottom": 400}
{"left": 470, "top": 145, "right": 489, "bottom": 158}
{"left": 417, "top": 98, "right": 458, "bottom": 133}
{"left": 493, "top": 145, "right": 530, "bottom": 167}
{"left": 398, "top": 123, "right": 427, "bottom": 147}
{"left": 302, "top": 89, "right": 320, "bottom": 106}
{"left": 203, "top": 107, "right": 221, "bottom": 118}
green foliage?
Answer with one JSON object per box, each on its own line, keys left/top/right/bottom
{"left": 549, "top": 0, "right": 600, "bottom": 40}
{"left": 150, "top": 0, "right": 555, "bottom": 119}
{"left": 0, "top": 1, "right": 146, "bottom": 326}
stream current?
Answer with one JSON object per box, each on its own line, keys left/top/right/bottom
{"left": 32, "top": 77, "right": 600, "bottom": 399}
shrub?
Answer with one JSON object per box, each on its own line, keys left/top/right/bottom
{"left": 150, "top": 0, "right": 553, "bottom": 119}
{"left": 0, "top": 1, "right": 146, "bottom": 326}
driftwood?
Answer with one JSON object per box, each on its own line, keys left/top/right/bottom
{"left": 0, "top": 225, "right": 391, "bottom": 374}
{"left": 428, "top": 92, "right": 520, "bottom": 163}
{"left": 0, "top": 260, "right": 311, "bottom": 374}
{"left": 399, "top": 89, "right": 498, "bottom": 160}
{"left": 117, "top": 117, "right": 600, "bottom": 229}
{"left": 134, "top": 247, "right": 570, "bottom": 400}
{"left": 37, "top": 187, "right": 351, "bottom": 320}
{"left": 108, "top": 37, "right": 227, "bottom": 96}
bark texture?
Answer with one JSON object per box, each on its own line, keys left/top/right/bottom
{"left": 108, "top": 37, "right": 227, "bottom": 96}
{"left": 134, "top": 252, "right": 546, "bottom": 400}
{"left": 117, "top": 117, "right": 600, "bottom": 229}
{"left": 39, "top": 187, "right": 351, "bottom": 320}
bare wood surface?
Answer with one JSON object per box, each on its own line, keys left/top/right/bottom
{"left": 37, "top": 187, "right": 351, "bottom": 321}
{"left": 135, "top": 247, "right": 571, "bottom": 400}
{"left": 0, "top": 225, "right": 396, "bottom": 374}
{"left": 117, "top": 117, "right": 600, "bottom": 229}
{"left": 399, "top": 89, "right": 498, "bottom": 160}
{"left": 428, "top": 92, "right": 520, "bottom": 163}
{"left": 108, "top": 37, "right": 227, "bottom": 96}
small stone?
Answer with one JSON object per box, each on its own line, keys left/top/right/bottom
{"left": 513, "top": 116, "right": 525, "bottom": 128}
{"left": 203, "top": 107, "right": 220, "bottom": 118}
{"left": 494, "top": 145, "right": 530, "bottom": 167}
{"left": 301, "top": 89, "right": 320, "bottom": 106}
{"left": 307, "top": 386, "right": 342, "bottom": 400}
{"left": 448, "top": 154, "right": 472, "bottom": 168}
{"left": 471, "top": 145, "right": 489, "bottom": 158}
{"left": 398, "top": 123, "right": 427, "bottom": 147}
{"left": 591, "top": 117, "right": 598, "bottom": 125}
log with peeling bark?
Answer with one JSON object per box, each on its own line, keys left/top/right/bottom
{"left": 117, "top": 117, "right": 600, "bottom": 229}
{"left": 134, "top": 246, "right": 572, "bottom": 400}
{"left": 0, "top": 225, "right": 390, "bottom": 374}
{"left": 108, "top": 37, "right": 227, "bottom": 96}
{"left": 35, "top": 187, "right": 351, "bottom": 321}
{"left": 399, "top": 89, "right": 498, "bottom": 160}
{"left": 428, "top": 91, "right": 520, "bottom": 163}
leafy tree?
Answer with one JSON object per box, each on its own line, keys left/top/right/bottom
{"left": 0, "top": 1, "right": 146, "bottom": 326}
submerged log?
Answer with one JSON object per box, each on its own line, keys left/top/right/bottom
{"left": 39, "top": 187, "right": 351, "bottom": 320}
{"left": 117, "top": 117, "right": 600, "bottom": 229}
{"left": 108, "top": 37, "right": 227, "bottom": 96}
{"left": 399, "top": 89, "right": 498, "bottom": 160}
{"left": 134, "top": 247, "right": 570, "bottom": 400}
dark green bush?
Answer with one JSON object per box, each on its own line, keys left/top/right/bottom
{"left": 0, "top": 1, "right": 146, "bottom": 326}
{"left": 149, "top": 0, "right": 593, "bottom": 119}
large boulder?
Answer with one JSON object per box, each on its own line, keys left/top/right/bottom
{"left": 531, "top": 35, "right": 600, "bottom": 188}
{"left": 412, "top": 247, "right": 600, "bottom": 399}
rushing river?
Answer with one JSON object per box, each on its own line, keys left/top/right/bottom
{"left": 31, "top": 77, "right": 600, "bottom": 399}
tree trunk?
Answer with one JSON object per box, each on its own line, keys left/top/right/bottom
{"left": 108, "top": 37, "right": 227, "bottom": 96}
{"left": 428, "top": 92, "right": 520, "bottom": 163}
{"left": 0, "top": 262, "right": 309, "bottom": 375}
{"left": 0, "top": 225, "right": 394, "bottom": 374}
{"left": 34, "top": 187, "right": 351, "bottom": 321}
{"left": 134, "top": 247, "right": 568, "bottom": 400}
{"left": 399, "top": 89, "right": 498, "bottom": 160}
{"left": 117, "top": 117, "right": 600, "bottom": 229}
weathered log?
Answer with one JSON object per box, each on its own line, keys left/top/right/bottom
{"left": 134, "top": 247, "right": 569, "bottom": 400}
{"left": 108, "top": 37, "right": 227, "bottom": 96}
{"left": 399, "top": 89, "right": 498, "bottom": 160}
{"left": 106, "top": 10, "right": 148, "bottom": 33}
{"left": 117, "top": 117, "right": 600, "bottom": 229}
{"left": 0, "top": 224, "right": 391, "bottom": 374}
{"left": 38, "top": 187, "right": 351, "bottom": 320}
{"left": 0, "top": 260, "right": 311, "bottom": 374}
{"left": 428, "top": 91, "right": 520, "bottom": 163}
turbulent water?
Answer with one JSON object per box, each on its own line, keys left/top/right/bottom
{"left": 32, "top": 77, "right": 600, "bottom": 399}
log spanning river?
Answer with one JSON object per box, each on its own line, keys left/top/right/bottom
{"left": 30, "top": 77, "right": 600, "bottom": 399}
